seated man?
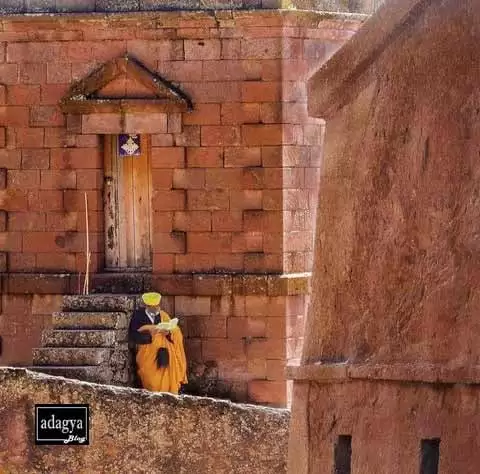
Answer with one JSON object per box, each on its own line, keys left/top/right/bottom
{"left": 128, "top": 292, "right": 187, "bottom": 394}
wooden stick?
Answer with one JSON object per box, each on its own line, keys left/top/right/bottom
{"left": 83, "top": 192, "right": 91, "bottom": 296}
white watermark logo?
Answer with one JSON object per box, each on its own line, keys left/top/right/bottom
{"left": 35, "top": 405, "right": 89, "bottom": 446}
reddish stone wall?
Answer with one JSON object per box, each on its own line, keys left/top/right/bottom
{"left": 289, "top": 0, "right": 480, "bottom": 471}
{"left": 0, "top": 293, "right": 62, "bottom": 364}
{"left": 303, "top": 0, "right": 480, "bottom": 367}
{"left": 0, "top": 11, "right": 361, "bottom": 275}
{"left": 0, "top": 10, "right": 363, "bottom": 406}
{"left": 0, "top": 272, "right": 309, "bottom": 406}
{"left": 289, "top": 380, "right": 480, "bottom": 474}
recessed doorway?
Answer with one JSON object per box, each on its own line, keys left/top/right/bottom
{"left": 104, "top": 134, "right": 152, "bottom": 270}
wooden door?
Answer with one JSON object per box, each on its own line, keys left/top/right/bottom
{"left": 104, "top": 134, "right": 152, "bottom": 270}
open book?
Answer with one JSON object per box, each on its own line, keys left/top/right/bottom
{"left": 139, "top": 318, "right": 179, "bottom": 333}
{"left": 157, "top": 318, "right": 179, "bottom": 331}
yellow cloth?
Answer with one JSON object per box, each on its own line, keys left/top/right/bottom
{"left": 142, "top": 292, "right": 161, "bottom": 306}
{"left": 136, "top": 310, "right": 187, "bottom": 394}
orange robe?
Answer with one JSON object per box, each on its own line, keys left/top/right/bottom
{"left": 136, "top": 311, "right": 187, "bottom": 394}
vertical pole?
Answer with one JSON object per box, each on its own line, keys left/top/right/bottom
{"left": 83, "top": 192, "right": 91, "bottom": 295}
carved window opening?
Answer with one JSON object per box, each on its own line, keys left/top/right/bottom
{"left": 334, "top": 435, "right": 352, "bottom": 474}
{"left": 420, "top": 438, "right": 440, "bottom": 474}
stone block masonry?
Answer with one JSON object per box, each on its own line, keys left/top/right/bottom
{"left": 1, "top": 272, "right": 310, "bottom": 406}
{"left": 0, "top": 10, "right": 364, "bottom": 276}
{"left": 0, "top": 9, "right": 364, "bottom": 406}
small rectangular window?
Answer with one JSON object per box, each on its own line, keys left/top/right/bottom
{"left": 334, "top": 435, "right": 352, "bottom": 474}
{"left": 420, "top": 438, "right": 440, "bottom": 474}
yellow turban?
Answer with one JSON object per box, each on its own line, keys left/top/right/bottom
{"left": 142, "top": 292, "right": 162, "bottom": 306}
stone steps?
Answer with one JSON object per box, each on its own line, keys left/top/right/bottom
{"left": 30, "top": 294, "right": 136, "bottom": 387}
{"left": 63, "top": 294, "right": 137, "bottom": 313}
{"left": 32, "top": 347, "right": 112, "bottom": 366}
{"left": 27, "top": 365, "right": 108, "bottom": 384}
{"left": 41, "top": 329, "right": 124, "bottom": 348}
{"left": 52, "top": 311, "right": 129, "bottom": 330}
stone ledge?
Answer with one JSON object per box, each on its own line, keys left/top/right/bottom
{"left": 287, "top": 361, "right": 480, "bottom": 385}
{"left": 286, "top": 361, "right": 348, "bottom": 381}
{"left": 2, "top": 272, "right": 71, "bottom": 294}
{"left": 0, "top": 8, "right": 369, "bottom": 25}
{"left": 0, "top": 1, "right": 374, "bottom": 15}
{"left": 1, "top": 272, "right": 311, "bottom": 296}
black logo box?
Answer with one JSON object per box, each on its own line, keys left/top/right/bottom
{"left": 35, "top": 404, "right": 89, "bottom": 446}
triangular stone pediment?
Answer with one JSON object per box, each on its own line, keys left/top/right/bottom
{"left": 60, "top": 55, "right": 193, "bottom": 114}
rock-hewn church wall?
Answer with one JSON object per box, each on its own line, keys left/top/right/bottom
{"left": 289, "top": 0, "right": 480, "bottom": 471}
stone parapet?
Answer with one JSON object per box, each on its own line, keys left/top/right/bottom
{"left": 0, "top": 0, "right": 380, "bottom": 14}
{"left": 0, "top": 367, "right": 289, "bottom": 473}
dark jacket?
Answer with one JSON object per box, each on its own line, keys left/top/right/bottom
{"left": 128, "top": 309, "right": 160, "bottom": 345}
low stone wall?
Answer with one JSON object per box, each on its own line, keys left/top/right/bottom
{"left": 0, "top": 0, "right": 382, "bottom": 14}
{"left": 0, "top": 368, "right": 289, "bottom": 474}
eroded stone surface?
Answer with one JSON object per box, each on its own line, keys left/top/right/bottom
{"left": 42, "top": 329, "right": 119, "bottom": 347}
{"left": 0, "top": 368, "right": 289, "bottom": 474}
{"left": 303, "top": 0, "right": 480, "bottom": 367}
{"left": 63, "top": 295, "right": 136, "bottom": 313}
{"left": 0, "top": 0, "right": 383, "bottom": 13}
{"left": 28, "top": 365, "right": 108, "bottom": 384}
{"left": 52, "top": 311, "right": 129, "bottom": 329}
{"left": 289, "top": 0, "right": 480, "bottom": 473}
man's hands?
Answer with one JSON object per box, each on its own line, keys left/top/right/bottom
{"left": 151, "top": 328, "right": 170, "bottom": 336}
{"left": 138, "top": 324, "right": 171, "bottom": 339}
{"left": 138, "top": 324, "right": 169, "bottom": 336}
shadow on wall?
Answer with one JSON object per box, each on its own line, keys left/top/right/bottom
{"left": 129, "top": 351, "right": 245, "bottom": 404}
{"left": 0, "top": 368, "right": 289, "bottom": 474}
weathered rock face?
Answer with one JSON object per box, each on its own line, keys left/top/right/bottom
{"left": 288, "top": 0, "right": 480, "bottom": 472}
{"left": 0, "top": 368, "right": 289, "bottom": 474}
{"left": 305, "top": 0, "right": 480, "bottom": 368}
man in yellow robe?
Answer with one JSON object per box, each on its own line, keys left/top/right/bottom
{"left": 128, "top": 292, "right": 187, "bottom": 394}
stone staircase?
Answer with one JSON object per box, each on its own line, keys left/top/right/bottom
{"left": 29, "top": 294, "right": 139, "bottom": 386}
